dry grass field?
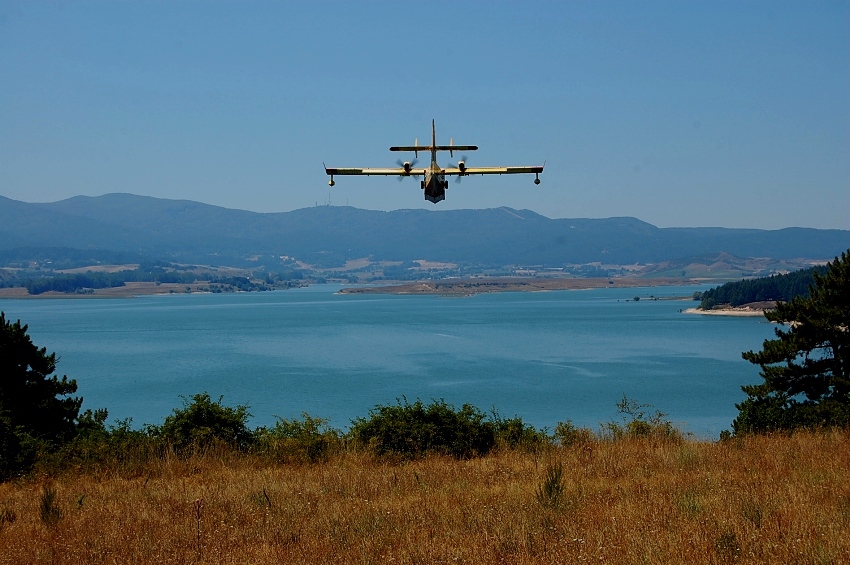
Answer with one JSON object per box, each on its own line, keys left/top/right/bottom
{"left": 1, "top": 429, "right": 848, "bottom": 564}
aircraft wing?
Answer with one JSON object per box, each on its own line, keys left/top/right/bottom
{"left": 325, "top": 166, "right": 426, "bottom": 177}
{"left": 442, "top": 165, "right": 544, "bottom": 176}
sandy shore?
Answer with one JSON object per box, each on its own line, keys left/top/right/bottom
{"left": 682, "top": 307, "right": 769, "bottom": 317}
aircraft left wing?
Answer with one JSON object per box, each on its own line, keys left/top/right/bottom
{"left": 325, "top": 166, "right": 426, "bottom": 177}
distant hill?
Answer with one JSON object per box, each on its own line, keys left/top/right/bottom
{"left": 1, "top": 194, "right": 848, "bottom": 270}
{"left": 633, "top": 252, "right": 825, "bottom": 279}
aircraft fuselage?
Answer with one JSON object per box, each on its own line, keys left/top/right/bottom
{"left": 423, "top": 154, "right": 447, "bottom": 203}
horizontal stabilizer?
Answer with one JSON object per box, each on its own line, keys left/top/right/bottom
{"left": 390, "top": 145, "right": 478, "bottom": 152}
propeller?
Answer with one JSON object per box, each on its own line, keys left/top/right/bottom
{"left": 395, "top": 158, "right": 419, "bottom": 181}
{"left": 448, "top": 155, "right": 469, "bottom": 183}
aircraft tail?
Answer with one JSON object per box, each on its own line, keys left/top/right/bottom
{"left": 389, "top": 120, "right": 477, "bottom": 154}
{"left": 432, "top": 119, "right": 436, "bottom": 148}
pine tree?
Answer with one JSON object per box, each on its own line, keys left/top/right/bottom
{"left": 1, "top": 312, "right": 83, "bottom": 477}
{"left": 733, "top": 251, "right": 850, "bottom": 433}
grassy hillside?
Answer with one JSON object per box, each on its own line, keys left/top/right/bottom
{"left": 1, "top": 429, "right": 847, "bottom": 564}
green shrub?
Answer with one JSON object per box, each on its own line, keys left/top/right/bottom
{"left": 39, "top": 485, "right": 62, "bottom": 527}
{"left": 349, "top": 398, "right": 495, "bottom": 459}
{"left": 491, "top": 414, "right": 549, "bottom": 452}
{"left": 602, "top": 395, "right": 681, "bottom": 441}
{"left": 156, "top": 393, "right": 253, "bottom": 453}
{"left": 51, "top": 414, "right": 159, "bottom": 474}
{"left": 732, "top": 393, "right": 850, "bottom": 435}
{"left": 535, "top": 461, "right": 565, "bottom": 509}
{"left": 255, "top": 413, "right": 340, "bottom": 463}
{"left": 554, "top": 420, "right": 595, "bottom": 446}
{"left": 0, "top": 414, "right": 35, "bottom": 480}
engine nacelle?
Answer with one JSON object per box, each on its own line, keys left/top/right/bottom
{"left": 457, "top": 160, "right": 466, "bottom": 173}
{"left": 403, "top": 161, "right": 412, "bottom": 174}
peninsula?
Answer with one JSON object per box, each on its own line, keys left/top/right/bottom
{"left": 338, "top": 277, "right": 697, "bottom": 296}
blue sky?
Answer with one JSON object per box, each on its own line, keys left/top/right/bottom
{"left": 1, "top": 1, "right": 847, "bottom": 229}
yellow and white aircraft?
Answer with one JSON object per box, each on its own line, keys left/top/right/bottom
{"left": 325, "top": 120, "right": 544, "bottom": 203}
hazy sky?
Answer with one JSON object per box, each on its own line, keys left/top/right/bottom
{"left": 1, "top": 1, "right": 848, "bottom": 229}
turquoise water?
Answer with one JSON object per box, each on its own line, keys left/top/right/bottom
{"left": 2, "top": 284, "right": 776, "bottom": 438}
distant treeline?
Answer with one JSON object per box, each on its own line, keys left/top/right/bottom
{"left": 25, "top": 273, "right": 127, "bottom": 295}
{"left": 17, "top": 263, "right": 304, "bottom": 295}
{"left": 696, "top": 265, "right": 826, "bottom": 309}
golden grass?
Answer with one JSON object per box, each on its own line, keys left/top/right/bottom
{"left": 1, "top": 429, "right": 848, "bottom": 564}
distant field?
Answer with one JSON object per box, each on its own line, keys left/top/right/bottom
{"left": 56, "top": 264, "right": 140, "bottom": 274}
{"left": 1, "top": 429, "right": 847, "bottom": 563}
{"left": 0, "top": 282, "right": 206, "bottom": 299}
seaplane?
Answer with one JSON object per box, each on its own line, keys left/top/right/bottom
{"left": 324, "top": 120, "right": 544, "bottom": 203}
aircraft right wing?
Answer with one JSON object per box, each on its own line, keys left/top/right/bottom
{"left": 442, "top": 165, "right": 544, "bottom": 176}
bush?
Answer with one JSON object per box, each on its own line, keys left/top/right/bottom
{"left": 602, "top": 395, "right": 681, "bottom": 441}
{"left": 156, "top": 393, "right": 253, "bottom": 453}
{"left": 0, "top": 413, "right": 26, "bottom": 479}
{"left": 491, "top": 413, "right": 549, "bottom": 452}
{"left": 52, "top": 414, "right": 159, "bottom": 474}
{"left": 254, "top": 413, "right": 340, "bottom": 463}
{"left": 733, "top": 394, "right": 850, "bottom": 435}
{"left": 535, "top": 461, "right": 565, "bottom": 509}
{"left": 349, "top": 398, "right": 495, "bottom": 459}
{"left": 553, "top": 420, "right": 595, "bottom": 446}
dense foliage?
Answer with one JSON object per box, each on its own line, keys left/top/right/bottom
{"left": 0, "top": 312, "right": 84, "bottom": 478}
{"left": 254, "top": 413, "right": 340, "bottom": 463}
{"left": 697, "top": 265, "right": 826, "bottom": 309}
{"left": 348, "top": 398, "right": 549, "bottom": 459}
{"left": 350, "top": 398, "right": 497, "bottom": 458}
{"left": 733, "top": 250, "right": 850, "bottom": 433}
{"left": 157, "top": 393, "right": 254, "bottom": 452}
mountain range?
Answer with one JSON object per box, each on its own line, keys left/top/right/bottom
{"left": 1, "top": 194, "right": 848, "bottom": 270}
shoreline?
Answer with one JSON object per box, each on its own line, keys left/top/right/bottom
{"left": 0, "top": 277, "right": 704, "bottom": 299}
{"left": 682, "top": 307, "right": 770, "bottom": 317}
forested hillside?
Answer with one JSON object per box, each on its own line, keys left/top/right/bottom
{"left": 697, "top": 265, "right": 829, "bottom": 309}
{"left": 2, "top": 194, "right": 849, "bottom": 269}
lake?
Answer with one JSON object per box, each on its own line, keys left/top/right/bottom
{"left": 1, "top": 284, "right": 777, "bottom": 439}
